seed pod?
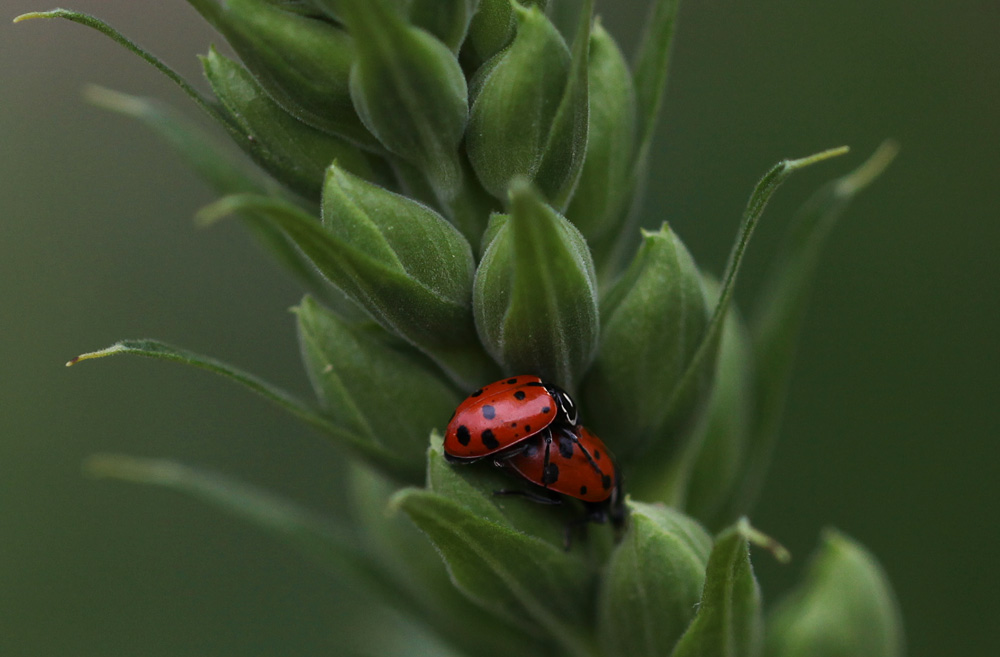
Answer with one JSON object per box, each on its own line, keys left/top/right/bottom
{"left": 598, "top": 501, "right": 712, "bottom": 657}
{"left": 582, "top": 224, "right": 711, "bottom": 462}
{"left": 295, "top": 296, "right": 462, "bottom": 472}
{"left": 185, "top": 0, "right": 376, "bottom": 148}
{"left": 765, "top": 530, "right": 905, "bottom": 657}
{"left": 466, "top": 2, "right": 590, "bottom": 208}
{"left": 473, "top": 179, "right": 598, "bottom": 390}
{"left": 201, "top": 47, "right": 377, "bottom": 199}
{"left": 339, "top": 0, "right": 468, "bottom": 201}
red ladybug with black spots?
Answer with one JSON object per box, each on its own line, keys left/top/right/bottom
{"left": 443, "top": 376, "right": 624, "bottom": 547}
{"left": 496, "top": 423, "right": 624, "bottom": 546}
{"left": 443, "top": 375, "right": 578, "bottom": 462}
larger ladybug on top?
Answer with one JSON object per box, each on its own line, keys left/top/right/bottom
{"left": 444, "top": 375, "right": 577, "bottom": 462}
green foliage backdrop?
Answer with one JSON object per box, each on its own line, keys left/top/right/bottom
{"left": 1, "top": 1, "right": 997, "bottom": 655}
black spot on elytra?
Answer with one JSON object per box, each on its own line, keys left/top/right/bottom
{"left": 525, "top": 381, "right": 544, "bottom": 387}
{"left": 541, "top": 406, "right": 551, "bottom": 414}
{"left": 557, "top": 435, "right": 574, "bottom": 459}
{"left": 524, "top": 424, "right": 531, "bottom": 432}
{"left": 470, "top": 388, "right": 483, "bottom": 397}
{"left": 594, "top": 449, "right": 601, "bottom": 460}
{"left": 601, "top": 474, "right": 612, "bottom": 490}
{"left": 513, "top": 390, "right": 526, "bottom": 400}
{"left": 506, "top": 378, "right": 518, "bottom": 384}
{"left": 543, "top": 463, "right": 560, "bottom": 485}
{"left": 481, "top": 429, "right": 499, "bottom": 450}
{"left": 456, "top": 425, "right": 471, "bottom": 446}
{"left": 510, "top": 421, "right": 518, "bottom": 427}
{"left": 579, "top": 485, "right": 588, "bottom": 496}
{"left": 482, "top": 405, "right": 496, "bottom": 420}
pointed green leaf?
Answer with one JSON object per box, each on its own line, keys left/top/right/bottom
{"left": 473, "top": 180, "right": 598, "bottom": 390}
{"left": 295, "top": 296, "right": 461, "bottom": 476}
{"left": 393, "top": 445, "right": 596, "bottom": 656}
{"left": 185, "top": 0, "right": 378, "bottom": 149}
{"left": 65, "top": 339, "right": 419, "bottom": 478}
{"left": 466, "top": 4, "right": 571, "bottom": 202}
{"left": 765, "top": 529, "right": 904, "bottom": 657}
{"left": 201, "top": 48, "right": 381, "bottom": 199}
{"left": 198, "top": 193, "right": 496, "bottom": 388}
{"left": 337, "top": 0, "right": 468, "bottom": 200}
{"left": 631, "top": 0, "right": 681, "bottom": 172}
{"left": 67, "top": 339, "right": 330, "bottom": 432}
{"left": 671, "top": 518, "right": 769, "bottom": 657}
{"left": 738, "top": 142, "right": 899, "bottom": 515}
{"left": 583, "top": 224, "right": 709, "bottom": 463}
{"left": 565, "top": 20, "right": 636, "bottom": 249}
{"left": 630, "top": 147, "right": 849, "bottom": 491}
{"left": 598, "top": 501, "right": 712, "bottom": 657}
{"left": 14, "top": 10, "right": 237, "bottom": 134}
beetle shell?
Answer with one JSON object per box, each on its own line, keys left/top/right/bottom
{"left": 444, "top": 375, "right": 563, "bottom": 461}
{"left": 501, "top": 424, "right": 618, "bottom": 503}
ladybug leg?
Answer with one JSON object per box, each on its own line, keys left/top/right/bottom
{"left": 561, "top": 501, "right": 612, "bottom": 550}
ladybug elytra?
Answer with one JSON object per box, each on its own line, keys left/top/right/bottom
{"left": 444, "top": 375, "right": 577, "bottom": 462}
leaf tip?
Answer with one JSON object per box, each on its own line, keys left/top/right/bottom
{"left": 786, "top": 145, "right": 850, "bottom": 171}
{"left": 66, "top": 343, "right": 126, "bottom": 367}
{"left": 739, "top": 517, "right": 792, "bottom": 563}
{"left": 12, "top": 11, "right": 50, "bottom": 24}
{"left": 83, "top": 84, "right": 143, "bottom": 115}
{"left": 194, "top": 196, "right": 239, "bottom": 227}
{"left": 83, "top": 453, "right": 179, "bottom": 485}
{"left": 835, "top": 139, "right": 899, "bottom": 198}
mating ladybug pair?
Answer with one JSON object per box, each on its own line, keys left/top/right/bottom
{"left": 444, "top": 375, "right": 624, "bottom": 546}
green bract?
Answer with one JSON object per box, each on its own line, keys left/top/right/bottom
{"left": 201, "top": 47, "right": 378, "bottom": 199}
{"left": 598, "top": 502, "right": 712, "bottom": 657}
{"left": 583, "top": 224, "right": 710, "bottom": 461}
{"left": 473, "top": 179, "right": 598, "bottom": 390}
{"left": 186, "top": 0, "right": 377, "bottom": 149}
{"left": 765, "top": 530, "right": 905, "bottom": 657}
{"left": 339, "top": 0, "right": 469, "bottom": 201}
{"left": 22, "top": 2, "right": 904, "bottom": 656}
{"left": 295, "top": 296, "right": 462, "bottom": 477}
{"left": 466, "top": 2, "right": 590, "bottom": 208}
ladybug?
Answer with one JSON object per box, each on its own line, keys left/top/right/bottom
{"left": 496, "top": 424, "right": 625, "bottom": 547}
{"left": 444, "top": 375, "right": 578, "bottom": 462}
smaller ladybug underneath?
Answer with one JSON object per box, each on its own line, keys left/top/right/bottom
{"left": 444, "top": 376, "right": 624, "bottom": 548}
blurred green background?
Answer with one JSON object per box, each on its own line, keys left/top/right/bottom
{"left": 2, "top": 1, "right": 997, "bottom": 655}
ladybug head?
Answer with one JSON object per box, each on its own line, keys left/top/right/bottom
{"left": 547, "top": 384, "right": 579, "bottom": 426}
